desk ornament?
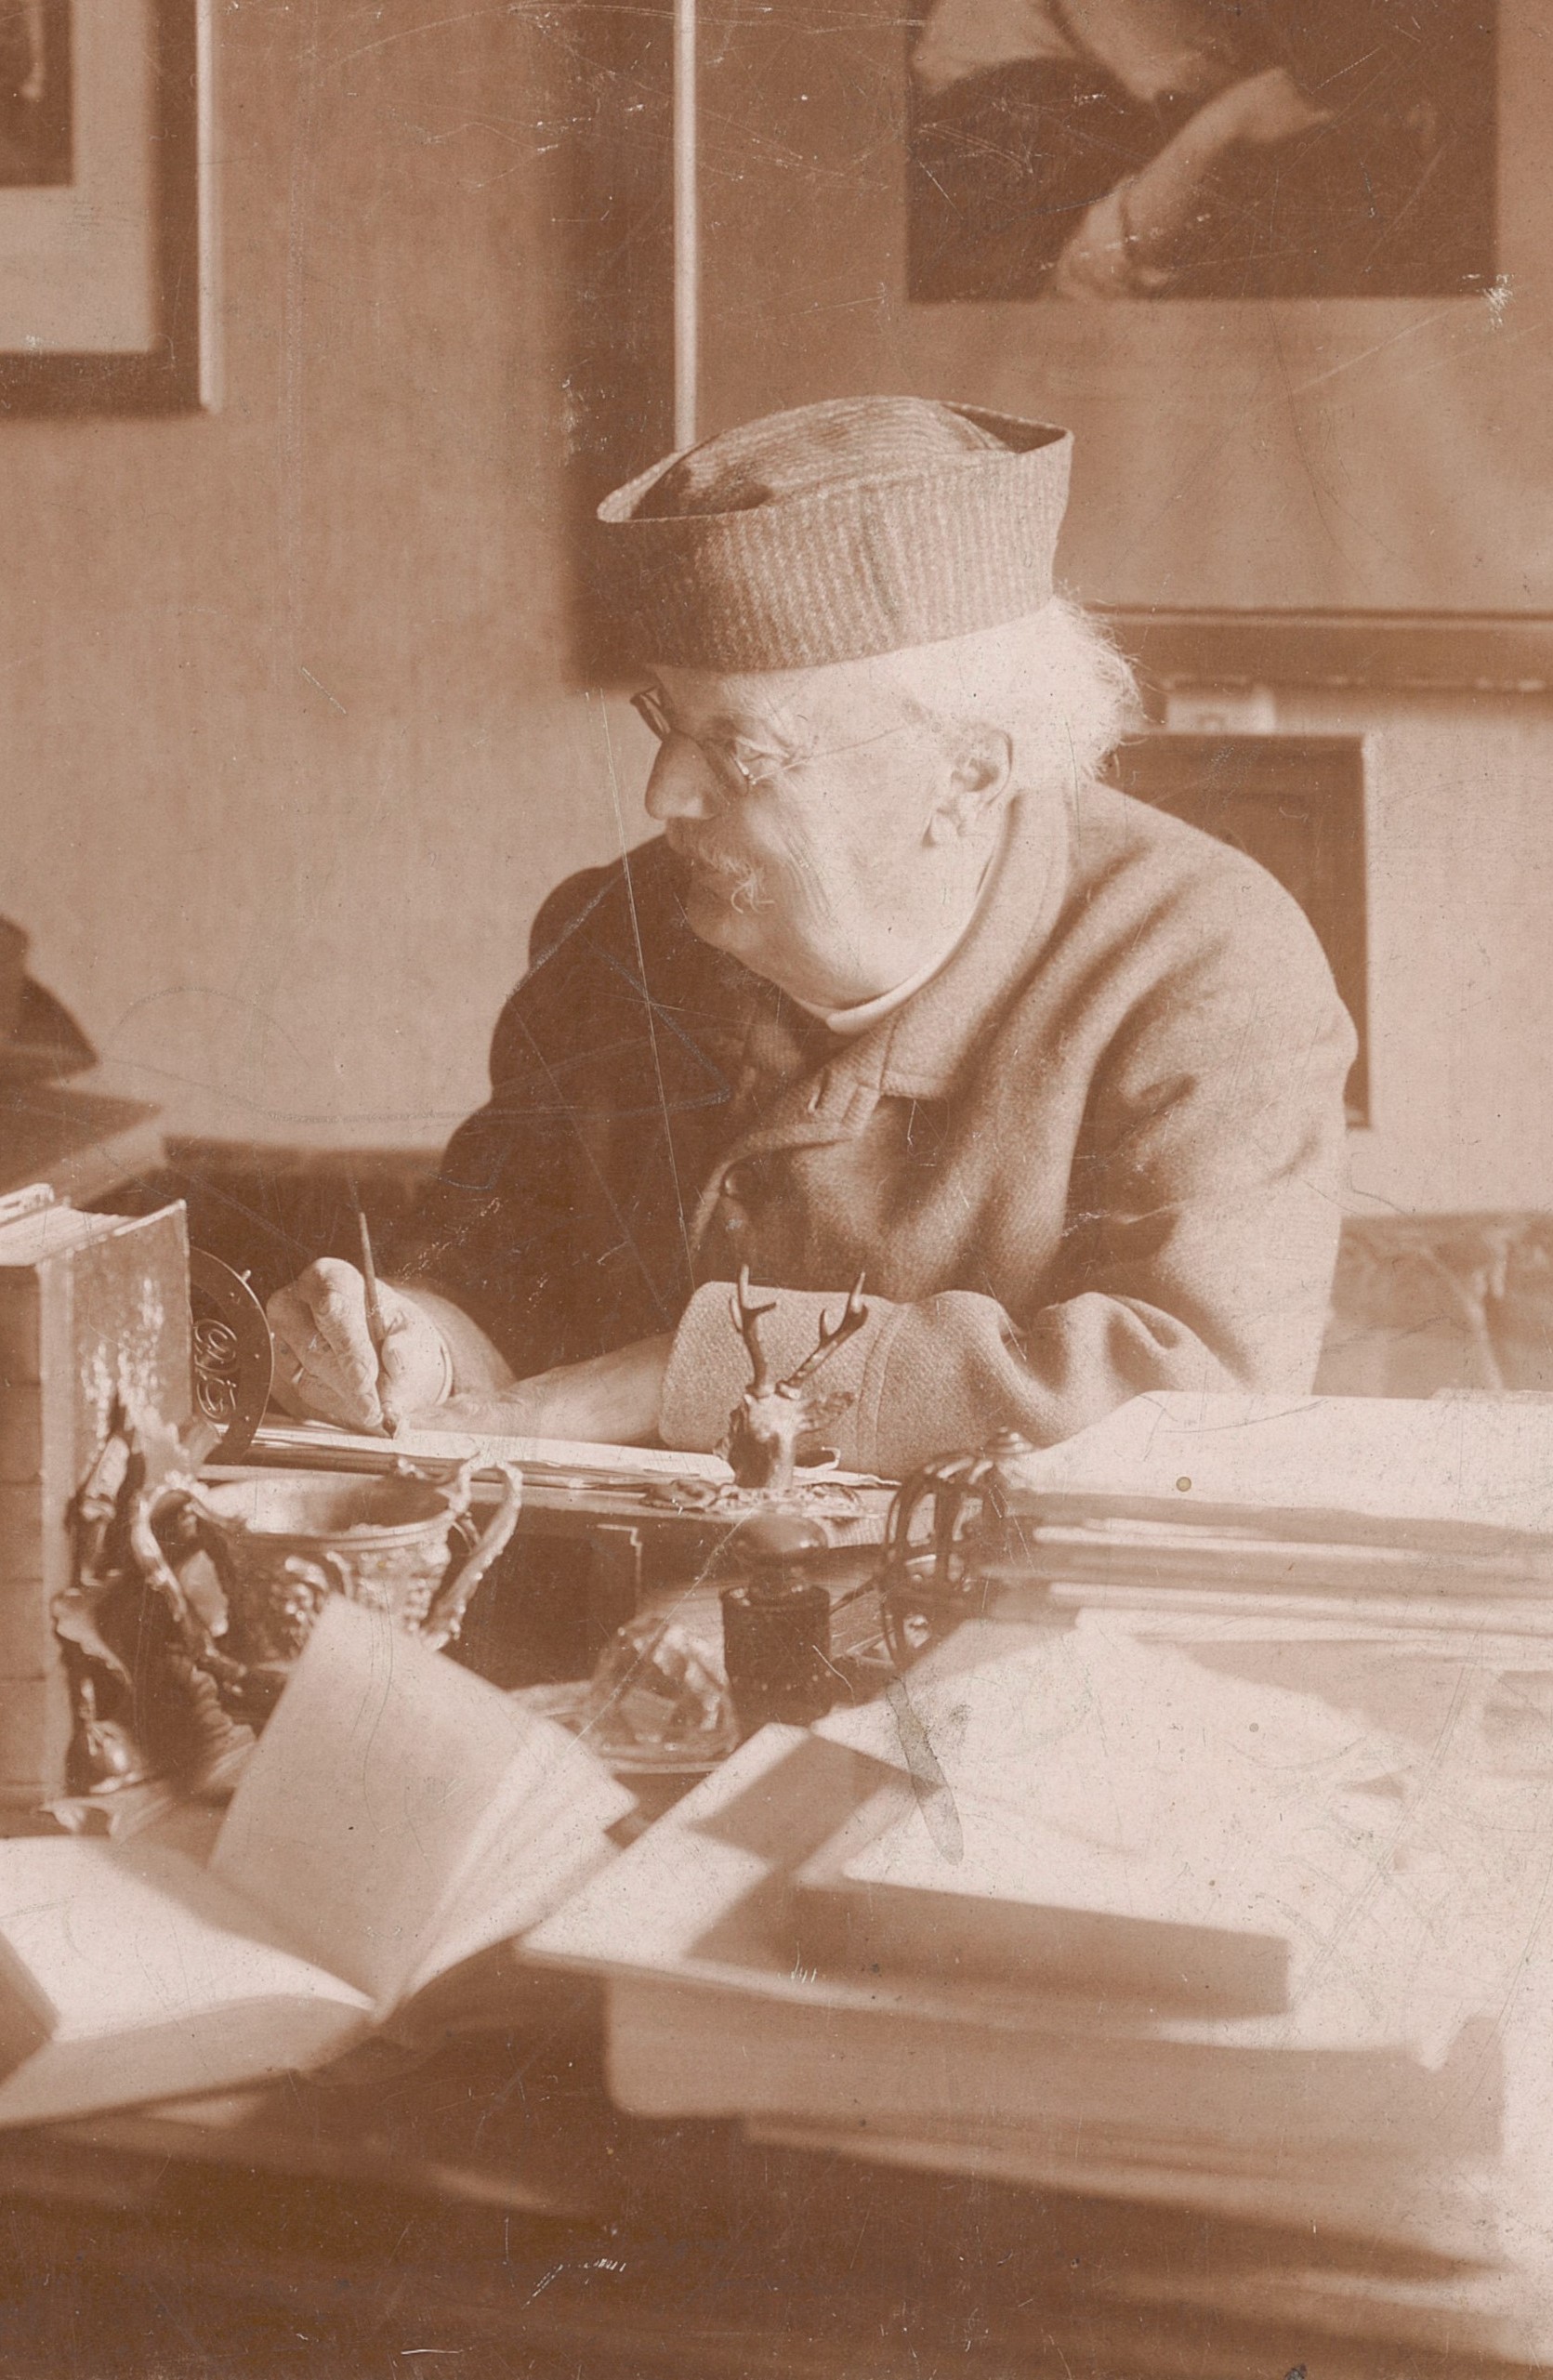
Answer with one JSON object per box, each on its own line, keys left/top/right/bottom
{"left": 648, "top": 1266, "right": 873, "bottom": 1525}
{"left": 125, "top": 1459, "right": 522, "bottom": 1727}
{"left": 719, "top": 1510, "right": 836, "bottom": 1733}
{"left": 876, "top": 1429, "right": 1056, "bottom": 1669}
{"left": 57, "top": 1400, "right": 250, "bottom": 1811}
{"left": 725, "top": 1265, "right": 867, "bottom": 1494}
{"left": 188, "top": 1248, "right": 273, "bottom": 1463}
{"left": 674, "top": 1275, "right": 868, "bottom": 1740}
{"left": 565, "top": 1610, "right": 739, "bottom": 1775}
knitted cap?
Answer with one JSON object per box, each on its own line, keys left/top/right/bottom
{"left": 596, "top": 396, "right": 1073, "bottom": 673}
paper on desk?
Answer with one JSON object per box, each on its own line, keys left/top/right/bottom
{"left": 1001, "top": 1391, "right": 1553, "bottom": 1538}
{"left": 256, "top": 1419, "right": 890, "bottom": 1491}
{"left": 817, "top": 1614, "right": 1553, "bottom": 2061}
{"left": 257, "top": 1418, "right": 733, "bottom": 1479}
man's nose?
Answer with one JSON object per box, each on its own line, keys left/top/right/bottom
{"left": 643, "top": 737, "right": 721, "bottom": 824}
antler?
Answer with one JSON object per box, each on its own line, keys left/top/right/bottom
{"left": 730, "top": 1264, "right": 780, "bottom": 1397}
{"left": 782, "top": 1273, "right": 868, "bottom": 1395}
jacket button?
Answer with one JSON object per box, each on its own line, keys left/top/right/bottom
{"left": 720, "top": 1160, "right": 760, "bottom": 1204}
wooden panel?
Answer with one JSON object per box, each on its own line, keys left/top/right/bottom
{"left": 1105, "top": 609, "right": 1553, "bottom": 696}
{"left": 0, "top": 1275, "right": 43, "bottom": 1387}
{"left": 0, "top": 1579, "right": 55, "bottom": 1673}
{"left": 0, "top": 1387, "right": 41, "bottom": 1487}
{"left": 0, "top": 1673, "right": 71, "bottom": 1798}
{"left": 1112, "top": 733, "right": 1369, "bottom": 1124}
{"left": 0, "top": 1488, "right": 47, "bottom": 1588}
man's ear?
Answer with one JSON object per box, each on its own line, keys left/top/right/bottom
{"left": 926, "top": 728, "right": 1016, "bottom": 844}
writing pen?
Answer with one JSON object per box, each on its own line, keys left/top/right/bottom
{"left": 354, "top": 1204, "right": 402, "bottom": 1439}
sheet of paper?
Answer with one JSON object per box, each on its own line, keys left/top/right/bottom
{"left": 1005, "top": 1391, "right": 1553, "bottom": 1537}
{"left": 212, "top": 1599, "right": 542, "bottom": 2005}
{"left": 817, "top": 1616, "right": 1553, "bottom": 2058}
{"left": 255, "top": 1419, "right": 734, "bottom": 1480}
{"left": 0, "top": 1837, "right": 368, "bottom": 2043}
{"left": 253, "top": 1420, "right": 889, "bottom": 1491}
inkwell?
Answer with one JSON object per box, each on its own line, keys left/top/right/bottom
{"left": 717, "top": 1266, "right": 868, "bottom": 1736}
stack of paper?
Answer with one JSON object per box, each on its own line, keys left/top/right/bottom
{"left": 984, "top": 1392, "right": 1553, "bottom": 1628}
{"left": 529, "top": 1603, "right": 1553, "bottom": 2361}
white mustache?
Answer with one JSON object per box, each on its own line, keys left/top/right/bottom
{"left": 669, "top": 835, "right": 770, "bottom": 914}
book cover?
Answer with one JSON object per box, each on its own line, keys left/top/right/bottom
{"left": 0, "top": 1199, "right": 192, "bottom": 1823}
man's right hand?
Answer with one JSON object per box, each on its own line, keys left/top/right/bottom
{"left": 266, "top": 1259, "right": 453, "bottom": 1431}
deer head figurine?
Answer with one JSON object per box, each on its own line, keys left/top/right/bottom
{"left": 725, "top": 1266, "right": 869, "bottom": 1495}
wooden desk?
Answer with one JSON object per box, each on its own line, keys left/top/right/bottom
{"left": 211, "top": 1453, "right": 894, "bottom": 1690}
{"left": 6, "top": 1411, "right": 1546, "bottom": 2374}
{"left": 0, "top": 1074, "right": 164, "bottom": 1205}
{"left": 0, "top": 1982, "right": 1532, "bottom": 2378}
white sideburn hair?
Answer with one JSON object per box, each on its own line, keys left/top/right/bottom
{"left": 882, "top": 597, "right": 1141, "bottom": 796}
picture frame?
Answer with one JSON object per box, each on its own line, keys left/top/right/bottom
{"left": 668, "top": 1, "right": 1553, "bottom": 690}
{"left": 0, "top": 0, "right": 215, "bottom": 414}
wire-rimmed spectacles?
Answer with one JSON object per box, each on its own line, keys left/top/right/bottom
{"left": 630, "top": 687, "right": 770, "bottom": 800}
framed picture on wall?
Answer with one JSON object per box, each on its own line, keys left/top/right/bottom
{"left": 0, "top": 0, "right": 214, "bottom": 412}
{"left": 685, "top": 0, "right": 1553, "bottom": 688}
{"left": 905, "top": 5, "right": 1496, "bottom": 308}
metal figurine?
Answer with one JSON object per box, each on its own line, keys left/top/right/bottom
{"left": 724, "top": 1264, "right": 869, "bottom": 1496}
{"left": 188, "top": 1249, "right": 274, "bottom": 1463}
{"left": 126, "top": 1460, "right": 522, "bottom": 1728}
{"left": 56, "top": 1403, "right": 248, "bottom": 1802}
{"left": 876, "top": 1429, "right": 1045, "bottom": 1668}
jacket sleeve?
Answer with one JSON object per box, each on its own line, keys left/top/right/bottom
{"left": 659, "top": 887, "right": 1356, "bottom": 1478}
{"left": 391, "top": 865, "right": 621, "bottom": 1379}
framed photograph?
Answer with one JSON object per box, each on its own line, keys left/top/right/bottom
{"left": 0, "top": 0, "right": 214, "bottom": 411}
{"left": 906, "top": 6, "right": 1496, "bottom": 307}
{"left": 685, "top": 1, "right": 1552, "bottom": 686}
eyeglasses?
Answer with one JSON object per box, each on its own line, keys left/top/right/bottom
{"left": 631, "top": 687, "right": 778, "bottom": 800}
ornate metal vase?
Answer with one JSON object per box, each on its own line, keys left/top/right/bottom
{"left": 130, "top": 1461, "right": 521, "bottom": 1723}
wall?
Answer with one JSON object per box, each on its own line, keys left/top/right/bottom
{"left": 1277, "top": 686, "right": 1553, "bottom": 1216}
{"left": 3, "top": 3, "right": 655, "bottom": 1153}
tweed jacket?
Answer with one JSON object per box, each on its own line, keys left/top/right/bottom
{"left": 399, "top": 783, "right": 1356, "bottom": 1477}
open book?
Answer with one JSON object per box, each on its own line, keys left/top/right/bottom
{"left": 0, "top": 1599, "right": 633, "bottom": 2126}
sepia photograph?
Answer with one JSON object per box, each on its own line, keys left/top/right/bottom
{"left": 907, "top": 0, "right": 1499, "bottom": 302}
{"left": 0, "top": 2, "right": 1550, "bottom": 2373}
{"left": 0, "top": 0, "right": 71, "bottom": 188}
{"left": 0, "top": 0, "right": 208, "bottom": 406}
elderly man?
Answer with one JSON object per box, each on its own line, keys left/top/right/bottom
{"left": 269, "top": 398, "right": 1355, "bottom": 1478}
